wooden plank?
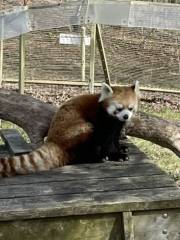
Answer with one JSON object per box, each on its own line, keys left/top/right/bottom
{"left": 0, "top": 187, "right": 179, "bottom": 221}
{"left": 0, "top": 129, "right": 32, "bottom": 155}
{"left": 0, "top": 213, "right": 123, "bottom": 240}
{"left": 127, "top": 143, "right": 145, "bottom": 153}
{"left": 0, "top": 175, "right": 175, "bottom": 199}
{"left": 133, "top": 209, "right": 180, "bottom": 240}
{"left": 0, "top": 163, "right": 165, "bottom": 186}
{"left": 126, "top": 152, "right": 151, "bottom": 163}
{"left": 123, "top": 212, "right": 134, "bottom": 240}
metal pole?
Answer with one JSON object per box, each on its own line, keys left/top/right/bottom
{"left": 81, "top": 26, "right": 86, "bottom": 81}
{"left": 89, "top": 24, "right": 96, "bottom": 93}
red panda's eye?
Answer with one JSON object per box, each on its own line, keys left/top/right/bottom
{"left": 117, "top": 107, "right": 123, "bottom": 111}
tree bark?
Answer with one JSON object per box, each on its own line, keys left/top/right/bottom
{"left": 127, "top": 112, "right": 180, "bottom": 157}
{"left": 0, "top": 89, "right": 56, "bottom": 147}
{"left": 0, "top": 89, "right": 179, "bottom": 157}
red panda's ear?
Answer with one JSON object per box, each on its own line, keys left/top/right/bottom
{"left": 99, "top": 83, "right": 113, "bottom": 102}
{"left": 131, "top": 81, "right": 140, "bottom": 97}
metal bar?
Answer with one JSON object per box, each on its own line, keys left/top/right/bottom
{"left": 89, "top": 24, "right": 96, "bottom": 93}
{"left": 96, "top": 24, "right": 111, "bottom": 85}
{"left": 81, "top": 25, "right": 86, "bottom": 81}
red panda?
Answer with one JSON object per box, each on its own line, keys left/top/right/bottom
{"left": 0, "top": 82, "right": 139, "bottom": 177}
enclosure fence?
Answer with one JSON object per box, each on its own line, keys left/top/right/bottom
{"left": 0, "top": 0, "right": 180, "bottom": 93}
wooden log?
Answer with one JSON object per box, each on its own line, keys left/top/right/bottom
{"left": 127, "top": 112, "right": 180, "bottom": 158}
{"left": 0, "top": 89, "right": 56, "bottom": 147}
{"left": 0, "top": 89, "right": 179, "bottom": 157}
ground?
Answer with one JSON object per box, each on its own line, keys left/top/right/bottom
{"left": 1, "top": 83, "right": 180, "bottom": 183}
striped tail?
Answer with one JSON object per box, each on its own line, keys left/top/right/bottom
{"left": 0, "top": 142, "right": 66, "bottom": 177}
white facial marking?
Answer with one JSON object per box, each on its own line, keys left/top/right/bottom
{"left": 106, "top": 101, "right": 134, "bottom": 122}
{"left": 117, "top": 109, "right": 133, "bottom": 122}
{"left": 116, "top": 103, "right": 123, "bottom": 109}
{"left": 107, "top": 101, "right": 122, "bottom": 115}
{"left": 128, "top": 104, "right": 134, "bottom": 109}
{"left": 107, "top": 104, "right": 116, "bottom": 115}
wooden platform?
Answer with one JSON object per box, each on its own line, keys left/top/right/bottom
{"left": 0, "top": 130, "right": 180, "bottom": 239}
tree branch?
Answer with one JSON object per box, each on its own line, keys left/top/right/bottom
{"left": 127, "top": 112, "right": 180, "bottom": 157}
{"left": 0, "top": 89, "right": 56, "bottom": 146}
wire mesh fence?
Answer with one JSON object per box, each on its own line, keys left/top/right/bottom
{"left": 2, "top": 25, "right": 180, "bottom": 91}
{"left": 0, "top": 0, "right": 180, "bottom": 92}
{"left": 98, "top": 26, "right": 180, "bottom": 90}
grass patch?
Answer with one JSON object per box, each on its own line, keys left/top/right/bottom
{"left": 140, "top": 104, "right": 180, "bottom": 120}
{"left": 130, "top": 105, "right": 180, "bottom": 182}
{"left": 130, "top": 137, "right": 180, "bottom": 181}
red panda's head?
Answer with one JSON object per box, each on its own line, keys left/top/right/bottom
{"left": 99, "top": 82, "right": 140, "bottom": 122}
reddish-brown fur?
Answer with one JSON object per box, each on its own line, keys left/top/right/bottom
{"left": 0, "top": 85, "right": 139, "bottom": 177}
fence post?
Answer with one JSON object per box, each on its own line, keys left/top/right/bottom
{"left": 89, "top": 24, "right": 96, "bottom": 93}
{"left": 19, "top": 0, "right": 28, "bottom": 95}
{"left": 0, "top": 19, "right": 3, "bottom": 128}
{"left": 19, "top": 34, "right": 25, "bottom": 94}
{"left": 96, "top": 24, "right": 111, "bottom": 86}
{"left": 81, "top": 25, "right": 86, "bottom": 82}
{"left": 0, "top": 15, "right": 4, "bottom": 87}
{"left": 0, "top": 39, "right": 3, "bottom": 88}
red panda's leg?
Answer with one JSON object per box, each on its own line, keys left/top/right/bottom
{"left": 47, "top": 121, "right": 94, "bottom": 166}
{"left": 47, "top": 106, "right": 94, "bottom": 150}
{"left": 57, "top": 121, "right": 93, "bottom": 150}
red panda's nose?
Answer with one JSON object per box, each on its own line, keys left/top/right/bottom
{"left": 123, "top": 114, "right": 129, "bottom": 120}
